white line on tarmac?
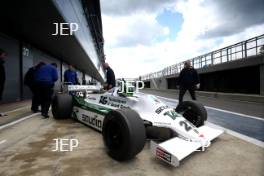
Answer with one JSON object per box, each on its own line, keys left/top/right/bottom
{"left": 0, "top": 113, "right": 40, "bottom": 130}
{"left": 206, "top": 121, "right": 264, "bottom": 148}
{"left": 3, "top": 106, "right": 30, "bottom": 114}
{"left": 155, "top": 95, "right": 264, "bottom": 121}
{"left": 204, "top": 106, "right": 264, "bottom": 121}
{"left": 0, "top": 140, "right": 7, "bottom": 145}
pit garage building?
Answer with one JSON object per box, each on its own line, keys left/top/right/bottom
{"left": 0, "top": 0, "right": 105, "bottom": 103}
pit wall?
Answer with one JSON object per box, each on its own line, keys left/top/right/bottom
{"left": 144, "top": 55, "right": 264, "bottom": 96}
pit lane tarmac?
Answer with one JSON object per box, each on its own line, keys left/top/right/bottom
{"left": 0, "top": 108, "right": 263, "bottom": 176}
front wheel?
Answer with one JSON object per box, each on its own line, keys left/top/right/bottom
{"left": 52, "top": 93, "right": 72, "bottom": 119}
{"left": 176, "top": 101, "right": 207, "bottom": 127}
{"left": 102, "top": 109, "right": 146, "bottom": 161}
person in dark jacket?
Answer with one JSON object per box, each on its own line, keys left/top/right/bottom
{"left": 103, "top": 63, "right": 116, "bottom": 90}
{"left": 178, "top": 60, "right": 200, "bottom": 103}
{"left": 34, "top": 63, "right": 58, "bottom": 118}
{"left": 82, "top": 78, "right": 86, "bottom": 85}
{"left": 24, "top": 62, "right": 45, "bottom": 112}
{"left": 64, "top": 65, "right": 79, "bottom": 85}
{"left": 0, "top": 49, "right": 7, "bottom": 101}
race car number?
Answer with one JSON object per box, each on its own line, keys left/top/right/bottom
{"left": 179, "top": 120, "right": 192, "bottom": 132}
{"left": 99, "top": 96, "right": 107, "bottom": 105}
{"left": 163, "top": 110, "right": 178, "bottom": 120}
{"left": 179, "top": 120, "right": 200, "bottom": 134}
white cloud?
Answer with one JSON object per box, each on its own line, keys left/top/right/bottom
{"left": 101, "top": 0, "right": 264, "bottom": 79}
{"left": 103, "top": 13, "right": 169, "bottom": 47}
{"left": 101, "top": 0, "right": 175, "bottom": 16}
{"left": 218, "top": 24, "right": 264, "bottom": 48}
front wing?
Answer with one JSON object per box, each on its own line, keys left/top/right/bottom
{"left": 150, "top": 125, "right": 223, "bottom": 167}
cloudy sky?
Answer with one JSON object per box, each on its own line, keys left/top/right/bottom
{"left": 101, "top": 0, "right": 264, "bottom": 79}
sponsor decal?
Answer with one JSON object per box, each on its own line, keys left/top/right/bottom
{"left": 155, "top": 106, "right": 169, "bottom": 114}
{"left": 154, "top": 122, "right": 171, "bottom": 126}
{"left": 163, "top": 110, "right": 178, "bottom": 120}
{"left": 108, "top": 97, "right": 126, "bottom": 104}
{"left": 99, "top": 96, "right": 129, "bottom": 109}
{"left": 87, "top": 96, "right": 96, "bottom": 100}
{"left": 73, "top": 97, "right": 110, "bottom": 115}
{"left": 67, "top": 85, "right": 100, "bottom": 91}
{"left": 81, "top": 114, "right": 102, "bottom": 129}
{"left": 156, "top": 147, "right": 171, "bottom": 163}
{"left": 199, "top": 134, "right": 204, "bottom": 138}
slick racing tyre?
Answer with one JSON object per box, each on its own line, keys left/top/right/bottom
{"left": 102, "top": 109, "right": 146, "bottom": 161}
{"left": 146, "top": 126, "right": 173, "bottom": 141}
{"left": 176, "top": 101, "right": 207, "bottom": 127}
{"left": 52, "top": 93, "right": 73, "bottom": 119}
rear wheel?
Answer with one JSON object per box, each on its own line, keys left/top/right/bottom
{"left": 52, "top": 93, "right": 72, "bottom": 119}
{"left": 176, "top": 101, "right": 207, "bottom": 127}
{"left": 102, "top": 109, "right": 146, "bottom": 161}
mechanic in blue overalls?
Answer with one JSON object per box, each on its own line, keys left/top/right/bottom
{"left": 64, "top": 65, "right": 79, "bottom": 85}
{"left": 34, "top": 63, "right": 58, "bottom": 118}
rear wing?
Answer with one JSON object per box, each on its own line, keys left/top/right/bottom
{"left": 65, "top": 85, "right": 102, "bottom": 93}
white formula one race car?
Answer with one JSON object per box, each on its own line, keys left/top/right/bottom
{"left": 51, "top": 85, "right": 223, "bottom": 167}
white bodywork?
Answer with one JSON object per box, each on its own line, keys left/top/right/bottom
{"left": 70, "top": 86, "right": 223, "bottom": 167}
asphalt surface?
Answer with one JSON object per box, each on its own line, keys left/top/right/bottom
{"left": 0, "top": 112, "right": 263, "bottom": 176}
{"left": 142, "top": 89, "right": 264, "bottom": 142}
{"left": 0, "top": 98, "right": 263, "bottom": 176}
{"left": 141, "top": 89, "right": 264, "bottom": 118}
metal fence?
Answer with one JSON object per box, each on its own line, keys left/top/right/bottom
{"left": 141, "top": 34, "right": 264, "bottom": 80}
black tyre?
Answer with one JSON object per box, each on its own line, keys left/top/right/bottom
{"left": 176, "top": 101, "right": 207, "bottom": 127}
{"left": 102, "top": 109, "right": 146, "bottom": 161}
{"left": 52, "top": 93, "right": 72, "bottom": 119}
{"left": 146, "top": 126, "right": 173, "bottom": 141}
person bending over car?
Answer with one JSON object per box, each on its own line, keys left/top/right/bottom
{"left": 178, "top": 60, "right": 200, "bottom": 104}
{"left": 34, "top": 63, "right": 58, "bottom": 118}
{"left": 24, "top": 62, "right": 46, "bottom": 113}
{"left": 103, "top": 62, "right": 116, "bottom": 90}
